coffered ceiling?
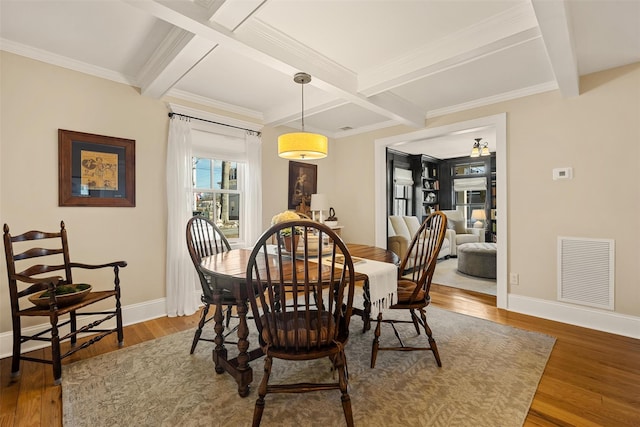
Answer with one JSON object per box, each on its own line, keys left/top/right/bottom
{"left": 1, "top": 0, "right": 639, "bottom": 153}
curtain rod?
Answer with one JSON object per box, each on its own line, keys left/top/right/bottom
{"left": 168, "top": 112, "right": 261, "bottom": 136}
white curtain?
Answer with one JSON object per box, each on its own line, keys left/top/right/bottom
{"left": 244, "top": 131, "right": 262, "bottom": 246}
{"left": 166, "top": 117, "right": 200, "bottom": 317}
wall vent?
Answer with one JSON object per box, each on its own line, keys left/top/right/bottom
{"left": 557, "top": 237, "right": 614, "bottom": 310}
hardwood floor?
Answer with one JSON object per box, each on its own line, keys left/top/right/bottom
{"left": 2, "top": 285, "right": 639, "bottom": 426}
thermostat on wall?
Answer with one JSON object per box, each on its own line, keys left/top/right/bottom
{"left": 552, "top": 167, "right": 573, "bottom": 180}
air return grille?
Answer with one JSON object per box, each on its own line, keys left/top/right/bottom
{"left": 557, "top": 237, "right": 614, "bottom": 310}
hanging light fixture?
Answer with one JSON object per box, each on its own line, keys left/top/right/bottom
{"left": 278, "top": 72, "right": 328, "bottom": 160}
{"left": 470, "top": 137, "right": 490, "bottom": 157}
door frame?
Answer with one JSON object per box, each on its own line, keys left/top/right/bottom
{"left": 374, "top": 113, "right": 507, "bottom": 308}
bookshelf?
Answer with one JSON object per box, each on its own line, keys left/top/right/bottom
{"left": 411, "top": 155, "right": 440, "bottom": 222}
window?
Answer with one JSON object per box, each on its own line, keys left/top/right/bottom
{"left": 453, "top": 162, "right": 486, "bottom": 176}
{"left": 453, "top": 177, "right": 487, "bottom": 227}
{"left": 193, "top": 157, "right": 242, "bottom": 240}
{"left": 172, "top": 105, "right": 262, "bottom": 247}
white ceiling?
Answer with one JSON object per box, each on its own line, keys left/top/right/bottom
{"left": 1, "top": 0, "right": 639, "bottom": 159}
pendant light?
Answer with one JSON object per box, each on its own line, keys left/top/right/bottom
{"left": 278, "top": 73, "right": 328, "bottom": 160}
{"left": 470, "top": 138, "right": 490, "bottom": 157}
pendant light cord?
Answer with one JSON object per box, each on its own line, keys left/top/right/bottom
{"left": 301, "top": 81, "right": 305, "bottom": 131}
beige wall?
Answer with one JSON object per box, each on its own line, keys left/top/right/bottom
{"left": 0, "top": 52, "right": 171, "bottom": 331}
{"left": 331, "top": 63, "right": 640, "bottom": 317}
{"left": 1, "top": 50, "right": 639, "bottom": 336}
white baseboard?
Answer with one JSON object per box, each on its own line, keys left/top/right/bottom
{"left": 508, "top": 294, "right": 640, "bottom": 339}
{"left": 0, "top": 298, "right": 168, "bottom": 359}
{"left": 4, "top": 293, "right": 637, "bottom": 359}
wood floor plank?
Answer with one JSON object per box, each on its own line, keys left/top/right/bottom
{"left": 1, "top": 286, "right": 639, "bottom": 427}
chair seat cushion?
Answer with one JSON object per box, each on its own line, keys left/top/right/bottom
{"left": 396, "top": 279, "right": 425, "bottom": 302}
{"left": 261, "top": 311, "right": 335, "bottom": 347}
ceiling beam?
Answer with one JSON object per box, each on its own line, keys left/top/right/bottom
{"left": 137, "top": 28, "right": 217, "bottom": 98}
{"left": 135, "top": 1, "right": 230, "bottom": 98}
{"left": 359, "top": 3, "right": 541, "bottom": 96}
{"left": 531, "top": 0, "right": 580, "bottom": 97}
{"left": 123, "top": 0, "right": 426, "bottom": 128}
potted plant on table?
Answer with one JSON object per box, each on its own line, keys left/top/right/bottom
{"left": 271, "top": 210, "right": 303, "bottom": 252}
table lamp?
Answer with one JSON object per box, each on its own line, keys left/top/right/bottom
{"left": 310, "top": 193, "right": 329, "bottom": 223}
{"left": 471, "top": 209, "right": 486, "bottom": 228}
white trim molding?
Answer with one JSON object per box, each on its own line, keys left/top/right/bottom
{"left": 508, "top": 294, "right": 640, "bottom": 339}
{"left": 0, "top": 298, "right": 169, "bottom": 359}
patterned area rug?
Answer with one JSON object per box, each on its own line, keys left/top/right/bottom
{"left": 62, "top": 306, "right": 554, "bottom": 427}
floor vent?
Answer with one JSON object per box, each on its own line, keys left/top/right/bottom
{"left": 557, "top": 237, "right": 614, "bottom": 310}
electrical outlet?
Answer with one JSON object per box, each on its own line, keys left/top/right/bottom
{"left": 509, "top": 272, "right": 519, "bottom": 285}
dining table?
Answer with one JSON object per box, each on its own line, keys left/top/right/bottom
{"left": 199, "top": 243, "right": 399, "bottom": 397}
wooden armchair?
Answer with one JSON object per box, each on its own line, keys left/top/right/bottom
{"left": 245, "top": 220, "right": 356, "bottom": 427}
{"left": 3, "top": 221, "right": 126, "bottom": 385}
{"left": 371, "top": 211, "right": 447, "bottom": 368}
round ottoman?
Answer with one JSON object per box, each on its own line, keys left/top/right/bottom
{"left": 457, "top": 242, "right": 497, "bottom": 279}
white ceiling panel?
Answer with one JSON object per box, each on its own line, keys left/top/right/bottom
{"left": 0, "top": 0, "right": 172, "bottom": 78}
{"left": 392, "top": 37, "right": 556, "bottom": 111}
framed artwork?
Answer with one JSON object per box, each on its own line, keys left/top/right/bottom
{"left": 58, "top": 129, "right": 136, "bottom": 207}
{"left": 288, "top": 161, "right": 317, "bottom": 210}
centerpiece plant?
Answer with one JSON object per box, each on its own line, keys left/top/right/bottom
{"left": 271, "top": 210, "right": 303, "bottom": 252}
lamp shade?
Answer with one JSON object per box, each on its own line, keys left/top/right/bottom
{"left": 471, "top": 209, "right": 486, "bottom": 221}
{"left": 278, "top": 132, "right": 328, "bottom": 160}
{"left": 310, "top": 193, "right": 329, "bottom": 211}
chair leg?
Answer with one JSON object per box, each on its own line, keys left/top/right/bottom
{"left": 50, "top": 314, "right": 62, "bottom": 385}
{"left": 420, "top": 308, "right": 442, "bottom": 367}
{"left": 409, "top": 309, "right": 420, "bottom": 334}
{"left": 253, "top": 354, "right": 272, "bottom": 427}
{"left": 116, "top": 298, "right": 124, "bottom": 346}
{"left": 70, "top": 311, "right": 78, "bottom": 346}
{"left": 370, "top": 312, "right": 383, "bottom": 368}
{"left": 11, "top": 317, "right": 21, "bottom": 378}
{"left": 190, "top": 303, "right": 209, "bottom": 354}
{"left": 225, "top": 304, "right": 232, "bottom": 328}
{"left": 336, "top": 351, "right": 354, "bottom": 427}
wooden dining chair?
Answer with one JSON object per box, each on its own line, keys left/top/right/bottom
{"left": 245, "top": 220, "right": 356, "bottom": 427}
{"left": 3, "top": 221, "right": 127, "bottom": 385}
{"left": 185, "top": 215, "right": 237, "bottom": 355}
{"left": 370, "top": 211, "right": 447, "bottom": 368}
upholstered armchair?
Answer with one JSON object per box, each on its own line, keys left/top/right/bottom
{"left": 440, "top": 210, "right": 483, "bottom": 256}
{"left": 388, "top": 215, "right": 452, "bottom": 264}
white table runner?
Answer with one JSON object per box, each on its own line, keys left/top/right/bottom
{"left": 325, "top": 256, "right": 398, "bottom": 309}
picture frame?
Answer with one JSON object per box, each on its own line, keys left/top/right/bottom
{"left": 58, "top": 129, "right": 136, "bottom": 207}
{"left": 288, "top": 161, "right": 317, "bottom": 210}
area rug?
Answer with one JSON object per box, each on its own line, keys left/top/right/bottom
{"left": 62, "top": 306, "right": 554, "bottom": 427}
{"left": 430, "top": 257, "right": 497, "bottom": 295}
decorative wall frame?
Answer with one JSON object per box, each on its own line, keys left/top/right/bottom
{"left": 288, "top": 161, "right": 317, "bottom": 212}
{"left": 58, "top": 129, "right": 136, "bottom": 207}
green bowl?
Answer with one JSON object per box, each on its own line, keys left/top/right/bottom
{"left": 28, "top": 284, "right": 92, "bottom": 308}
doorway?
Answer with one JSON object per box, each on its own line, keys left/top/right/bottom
{"left": 373, "top": 113, "right": 507, "bottom": 309}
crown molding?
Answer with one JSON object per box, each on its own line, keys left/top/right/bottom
{"left": 0, "top": 38, "right": 137, "bottom": 86}
{"left": 426, "top": 81, "right": 558, "bottom": 119}
{"left": 165, "top": 89, "right": 264, "bottom": 121}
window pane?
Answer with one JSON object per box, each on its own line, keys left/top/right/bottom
{"left": 194, "top": 157, "right": 212, "bottom": 189}
{"left": 212, "top": 160, "right": 238, "bottom": 190}
{"left": 193, "top": 191, "right": 240, "bottom": 239}
{"left": 454, "top": 189, "right": 486, "bottom": 227}
{"left": 453, "top": 162, "right": 485, "bottom": 176}
{"left": 469, "top": 163, "right": 486, "bottom": 174}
